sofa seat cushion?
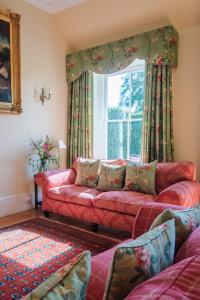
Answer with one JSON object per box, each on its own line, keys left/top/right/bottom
{"left": 125, "top": 254, "right": 200, "bottom": 300}
{"left": 93, "top": 191, "right": 157, "bottom": 216}
{"left": 87, "top": 239, "right": 132, "bottom": 300}
{"left": 48, "top": 185, "right": 101, "bottom": 207}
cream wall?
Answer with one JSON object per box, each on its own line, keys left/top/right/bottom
{"left": 173, "top": 24, "right": 200, "bottom": 179}
{"left": 0, "top": 0, "right": 67, "bottom": 213}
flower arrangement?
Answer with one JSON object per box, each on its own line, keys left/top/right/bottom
{"left": 28, "top": 135, "right": 58, "bottom": 174}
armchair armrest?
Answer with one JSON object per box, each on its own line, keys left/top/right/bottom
{"left": 157, "top": 180, "right": 200, "bottom": 207}
{"left": 132, "top": 202, "right": 181, "bottom": 239}
{"left": 35, "top": 168, "right": 76, "bottom": 194}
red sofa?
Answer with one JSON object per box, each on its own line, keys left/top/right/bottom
{"left": 87, "top": 203, "right": 200, "bottom": 300}
{"left": 36, "top": 160, "right": 199, "bottom": 232}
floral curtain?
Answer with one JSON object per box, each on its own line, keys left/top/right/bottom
{"left": 67, "top": 71, "right": 93, "bottom": 167}
{"left": 142, "top": 63, "right": 174, "bottom": 163}
{"left": 66, "top": 25, "right": 178, "bottom": 82}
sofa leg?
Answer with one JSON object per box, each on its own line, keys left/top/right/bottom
{"left": 43, "top": 211, "right": 50, "bottom": 218}
{"left": 91, "top": 223, "right": 98, "bottom": 232}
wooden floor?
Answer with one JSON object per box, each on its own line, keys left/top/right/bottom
{"left": 0, "top": 209, "right": 41, "bottom": 228}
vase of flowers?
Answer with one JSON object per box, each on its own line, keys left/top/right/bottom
{"left": 28, "top": 135, "right": 58, "bottom": 174}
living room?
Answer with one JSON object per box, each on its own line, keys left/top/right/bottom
{"left": 0, "top": 0, "right": 200, "bottom": 299}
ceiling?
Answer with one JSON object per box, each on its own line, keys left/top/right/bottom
{"left": 25, "top": 0, "right": 87, "bottom": 13}
{"left": 25, "top": 0, "right": 200, "bottom": 53}
{"left": 54, "top": 0, "right": 200, "bottom": 52}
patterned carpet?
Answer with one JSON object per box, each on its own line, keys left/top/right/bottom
{"left": 0, "top": 217, "right": 117, "bottom": 300}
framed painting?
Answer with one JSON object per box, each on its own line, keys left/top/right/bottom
{"left": 0, "top": 7, "right": 21, "bottom": 114}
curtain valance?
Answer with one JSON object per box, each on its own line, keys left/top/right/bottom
{"left": 66, "top": 25, "right": 178, "bottom": 82}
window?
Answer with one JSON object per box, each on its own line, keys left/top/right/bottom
{"left": 93, "top": 59, "right": 145, "bottom": 161}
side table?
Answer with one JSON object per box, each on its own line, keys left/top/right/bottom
{"left": 34, "top": 174, "right": 42, "bottom": 209}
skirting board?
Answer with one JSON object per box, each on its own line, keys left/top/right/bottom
{"left": 0, "top": 193, "right": 33, "bottom": 218}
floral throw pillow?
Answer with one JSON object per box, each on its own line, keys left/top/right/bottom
{"left": 124, "top": 161, "right": 157, "bottom": 195}
{"left": 103, "top": 220, "right": 175, "bottom": 300}
{"left": 150, "top": 206, "right": 200, "bottom": 252}
{"left": 75, "top": 158, "right": 100, "bottom": 188}
{"left": 24, "top": 251, "right": 91, "bottom": 300}
{"left": 98, "top": 163, "right": 125, "bottom": 191}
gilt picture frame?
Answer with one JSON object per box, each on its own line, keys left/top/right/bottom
{"left": 0, "top": 7, "right": 21, "bottom": 114}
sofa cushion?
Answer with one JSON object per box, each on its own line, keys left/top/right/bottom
{"left": 72, "top": 157, "right": 124, "bottom": 173}
{"left": 125, "top": 254, "right": 200, "bottom": 300}
{"left": 175, "top": 226, "right": 200, "bottom": 263}
{"left": 98, "top": 163, "right": 125, "bottom": 191}
{"left": 48, "top": 185, "right": 101, "bottom": 207}
{"left": 104, "top": 220, "right": 175, "bottom": 300}
{"left": 124, "top": 161, "right": 156, "bottom": 195}
{"left": 94, "top": 191, "right": 156, "bottom": 216}
{"left": 156, "top": 161, "right": 196, "bottom": 194}
{"left": 75, "top": 158, "right": 100, "bottom": 188}
{"left": 87, "top": 239, "right": 132, "bottom": 300}
{"left": 150, "top": 206, "right": 200, "bottom": 252}
{"left": 24, "top": 251, "right": 91, "bottom": 300}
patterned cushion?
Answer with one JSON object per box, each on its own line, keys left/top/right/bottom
{"left": 175, "top": 226, "right": 200, "bottom": 263}
{"left": 124, "top": 161, "right": 157, "bottom": 195}
{"left": 75, "top": 158, "right": 100, "bottom": 188}
{"left": 150, "top": 206, "right": 200, "bottom": 252}
{"left": 125, "top": 254, "right": 200, "bottom": 300}
{"left": 104, "top": 219, "right": 175, "bottom": 300}
{"left": 97, "top": 163, "right": 125, "bottom": 191}
{"left": 24, "top": 251, "right": 91, "bottom": 300}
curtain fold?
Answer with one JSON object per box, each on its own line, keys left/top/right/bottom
{"left": 142, "top": 63, "right": 174, "bottom": 163}
{"left": 67, "top": 71, "right": 93, "bottom": 167}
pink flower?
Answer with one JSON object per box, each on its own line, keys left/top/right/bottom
{"left": 87, "top": 175, "right": 96, "bottom": 181}
{"left": 135, "top": 247, "right": 151, "bottom": 271}
{"left": 67, "top": 62, "right": 75, "bottom": 69}
{"left": 111, "top": 178, "right": 120, "bottom": 185}
{"left": 156, "top": 56, "right": 163, "bottom": 65}
{"left": 94, "top": 54, "right": 103, "bottom": 62}
{"left": 127, "top": 46, "right": 138, "bottom": 53}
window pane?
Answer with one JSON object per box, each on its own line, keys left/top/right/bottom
{"left": 107, "top": 74, "right": 130, "bottom": 120}
{"left": 129, "top": 119, "right": 143, "bottom": 161}
{"left": 107, "top": 121, "right": 128, "bottom": 159}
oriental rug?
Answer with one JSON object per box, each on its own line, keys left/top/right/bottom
{"left": 0, "top": 217, "right": 118, "bottom": 299}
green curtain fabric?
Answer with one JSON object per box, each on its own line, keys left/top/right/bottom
{"left": 66, "top": 25, "right": 178, "bottom": 82}
{"left": 67, "top": 71, "right": 93, "bottom": 167}
{"left": 142, "top": 63, "right": 174, "bottom": 163}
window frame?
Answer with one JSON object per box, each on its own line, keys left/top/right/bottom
{"left": 93, "top": 59, "right": 145, "bottom": 160}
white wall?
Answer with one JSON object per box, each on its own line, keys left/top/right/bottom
{"left": 0, "top": 0, "right": 68, "bottom": 215}
{"left": 173, "top": 24, "right": 200, "bottom": 179}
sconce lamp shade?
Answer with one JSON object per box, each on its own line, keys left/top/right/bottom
{"left": 58, "top": 140, "right": 67, "bottom": 149}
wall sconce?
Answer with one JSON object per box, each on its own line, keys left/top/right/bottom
{"left": 40, "top": 88, "right": 52, "bottom": 105}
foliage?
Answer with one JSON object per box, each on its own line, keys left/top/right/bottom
{"left": 107, "top": 70, "right": 145, "bottom": 160}
{"left": 28, "top": 135, "right": 58, "bottom": 174}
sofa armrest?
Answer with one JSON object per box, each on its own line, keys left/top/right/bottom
{"left": 157, "top": 180, "right": 200, "bottom": 207}
{"left": 132, "top": 202, "right": 181, "bottom": 239}
{"left": 35, "top": 168, "right": 76, "bottom": 194}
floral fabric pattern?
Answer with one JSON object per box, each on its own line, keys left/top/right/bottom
{"left": 67, "top": 71, "right": 93, "bottom": 167}
{"left": 98, "top": 163, "right": 125, "bottom": 191}
{"left": 75, "top": 158, "right": 100, "bottom": 188}
{"left": 124, "top": 161, "right": 157, "bottom": 195}
{"left": 150, "top": 206, "right": 200, "bottom": 252}
{"left": 103, "top": 219, "right": 175, "bottom": 300}
{"left": 24, "top": 251, "right": 91, "bottom": 300}
{"left": 142, "top": 63, "right": 174, "bottom": 163}
{"left": 66, "top": 26, "right": 178, "bottom": 82}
